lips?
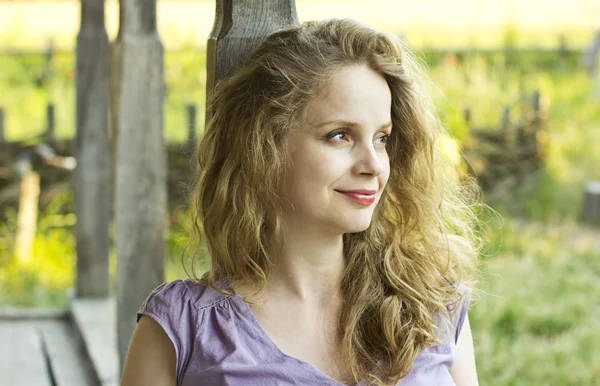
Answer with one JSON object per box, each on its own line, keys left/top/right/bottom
{"left": 334, "top": 189, "right": 377, "bottom": 206}
{"left": 336, "top": 189, "right": 377, "bottom": 195}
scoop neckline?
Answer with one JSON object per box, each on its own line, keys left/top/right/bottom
{"left": 228, "top": 291, "right": 360, "bottom": 386}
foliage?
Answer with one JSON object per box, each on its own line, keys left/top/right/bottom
{"left": 0, "top": 190, "right": 75, "bottom": 308}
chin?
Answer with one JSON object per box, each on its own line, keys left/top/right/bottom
{"left": 339, "top": 217, "right": 373, "bottom": 234}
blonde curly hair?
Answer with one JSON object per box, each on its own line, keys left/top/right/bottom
{"left": 188, "top": 18, "right": 484, "bottom": 385}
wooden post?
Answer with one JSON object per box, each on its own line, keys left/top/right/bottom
{"left": 74, "top": 0, "right": 111, "bottom": 298}
{"left": 109, "top": 0, "right": 124, "bottom": 226}
{"left": 558, "top": 35, "right": 567, "bottom": 71}
{"left": 15, "top": 171, "right": 40, "bottom": 262}
{"left": 115, "top": 0, "right": 167, "bottom": 369}
{"left": 15, "top": 154, "right": 40, "bottom": 263}
{"left": 501, "top": 106, "right": 511, "bottom": 133}
{"left": 186, "top": 103, "right": 196, "bottom": 147}
{"left": 531, "top": 89, "right": 545, "bottom": 165}
{"left": 530, "top": 89, "right": 541, "bottom": 138}
{"left": 518, "top": 69, "right": 525, "bottom": 96}
{"left": 582, "top": 29, "right": 600, "bottom": 77}
{"left": 36, "top": 39, "right": 55, "bottom": 87}
{"left": 532, "top": 89, "right": 540, "bottom": 112}
{"left": 206, "top": 0, "right": 299, "bottom": 95}
{"left": 0, "top": 107, "right": 4, "bottom": 142}
{"left": 463, "top": 107, "right": 471, "bottom": 128}
{"left": 46, "top": 103, "right": 55, "bottom": 141}
{"left": 582, "top": 181, "right": 600, "bottom": 224}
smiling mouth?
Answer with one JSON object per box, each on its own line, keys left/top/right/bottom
{"left": 334, "top": 190, "right": 376, "bottom": 206}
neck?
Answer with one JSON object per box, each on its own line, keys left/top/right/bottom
{"left": 267, "top": 217, "right": 346, "bottom": 306}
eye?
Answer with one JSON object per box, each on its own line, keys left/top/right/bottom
{"left": 325, "top": 129, "right": 350, "bottom": 143}
{"left": 376, "top": 134, "right": 391, "bottom": 145}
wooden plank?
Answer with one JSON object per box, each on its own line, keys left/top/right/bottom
{"left": 70, "top": 297, "right": 119, "bottom": 386}
{"left": 0, "top": 307, "right": 68, "bottom": 320}
{"left": 0, "top": 321, "right": 52, "bottom": 386}
{"left": 39, "top": 320, "right": 98, "bottom": 386}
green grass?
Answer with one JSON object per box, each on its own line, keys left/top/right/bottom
{"left": 472, "top": 216, "right": 600, "bottom": 385}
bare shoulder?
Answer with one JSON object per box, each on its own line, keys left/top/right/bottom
{"left": 449, "top": 314, "right": 479, "bottom": 386}
{"left": 120, "top": 315, "right": 177, "bottom": 386}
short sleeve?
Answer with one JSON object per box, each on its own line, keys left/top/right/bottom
{"left": 137, "top": 279, "right": 197, "bottom": 384}
{"left": 451, "top": 285, "right": 472, "bottom": 344}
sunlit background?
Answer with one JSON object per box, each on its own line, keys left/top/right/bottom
{"left": 1, "top": 0, "right": 600, "bottom": 384}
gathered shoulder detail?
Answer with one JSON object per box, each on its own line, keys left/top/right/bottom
{"left": 136, "top": 278, "right": 238, "bottom": 385}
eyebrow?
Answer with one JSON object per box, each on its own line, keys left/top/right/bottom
{"left": 313, "top": 120, "right": 393, "bottom": 130}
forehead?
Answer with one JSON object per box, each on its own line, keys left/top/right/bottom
{"left": 302, "top": 64, "right": 392, "bottom": 129}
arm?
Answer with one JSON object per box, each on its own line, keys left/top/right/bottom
{"left": 120, "top": 315, "right": 177, "bottom": 386}
{"left": 449, "top": 314, "right": 479, "bottom": 386}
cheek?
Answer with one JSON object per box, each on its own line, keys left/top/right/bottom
{"left": 294, "top": 153, "right": 336, "bottom": 189}
{"left": 380, "top": 156, "right": 391, "bottom": 187}
{"left": 286, "top": 148, "right": 342, "bottom": 198}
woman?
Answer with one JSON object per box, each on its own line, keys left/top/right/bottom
{"left": 121, "top": 18, "right": 483, "bottom": 386}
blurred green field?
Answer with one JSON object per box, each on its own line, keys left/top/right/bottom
{"left": 0, "top": 45, "right": 208, "bottom": 143}
{"left": 1, "top": 32, "right": 600, "bottom": 385}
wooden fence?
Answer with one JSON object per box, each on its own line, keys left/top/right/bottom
{"left": 462, "top": 90, "right": 548, "bottom": 191}
{"left": 0, "top": 102, "right": 201, "bottom": 147}
{"left": 0, "top": 102, "right": 200, "bottom": 216}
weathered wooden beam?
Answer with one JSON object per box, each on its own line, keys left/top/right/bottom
{"left": 206, "top": 0, "right": 299, "bottom": 94}
{"left": 74, "top": 0, "right": 111, "bottom": 298}
{"left": 115, "top": 0, "right": 166, "bottom": 369}
{"left": 109, "top": 2, "right": 124, "bottom": 229}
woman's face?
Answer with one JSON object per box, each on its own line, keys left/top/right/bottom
{"left": 282, "top": 63, "right": 392, "bottom": 235}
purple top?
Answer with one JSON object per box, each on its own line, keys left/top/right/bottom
{"left": 137, "top": 279, "right": 471, "bottom": 386}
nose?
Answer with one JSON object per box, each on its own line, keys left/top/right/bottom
{"left": 352, "top": 141, "right": 385, "bottom": 177}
